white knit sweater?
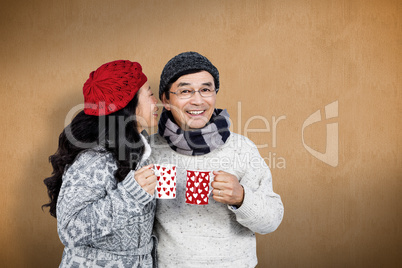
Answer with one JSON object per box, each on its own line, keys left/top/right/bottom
{"left": 149, "top": 132, "right": 284, "bottom": 268}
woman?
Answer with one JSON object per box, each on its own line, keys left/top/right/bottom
{"left": 43, "top": 60, "right": 159, "bottom": 267}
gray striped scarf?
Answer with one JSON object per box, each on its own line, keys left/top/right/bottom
{"left": 158, "top": 108, "right": 231, "bottom": 156}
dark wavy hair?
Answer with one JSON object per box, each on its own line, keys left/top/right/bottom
{"left": 42, "top": 94, "right": 144, "bottom": 218}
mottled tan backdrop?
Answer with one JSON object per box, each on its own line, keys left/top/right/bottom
{"left": 0, "top": 0, "right": 400, "bottom": 267}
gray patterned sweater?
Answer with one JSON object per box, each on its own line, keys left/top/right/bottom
{"left": 56, "top": 141, "right": 156, "bottom": 267}
{"left": 149, "top": 132, "right": 284, "bottom": 268}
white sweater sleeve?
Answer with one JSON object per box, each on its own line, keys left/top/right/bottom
{"left": 229, "top": 138, "right": 284, "bottom": 234}
{"left": 56, "top": 150, "right": 153, "bottom": 247}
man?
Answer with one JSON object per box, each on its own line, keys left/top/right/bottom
{"left": 149, "top": 51, "right": 284, "bottom": 267}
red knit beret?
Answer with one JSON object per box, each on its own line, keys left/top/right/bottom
{"left": 83, "top": 60, "right": 147, "bottom": 116}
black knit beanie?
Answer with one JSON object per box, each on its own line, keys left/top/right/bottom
{"left": 159, "top": 51, "right": 220, "bottom": 100}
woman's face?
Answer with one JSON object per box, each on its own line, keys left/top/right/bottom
{"left": 135, "top": 82, "right": 159, "bottom": 132}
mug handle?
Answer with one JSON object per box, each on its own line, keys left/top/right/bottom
{"left": 208, "top": 172, "right": 215, "bottom": 197}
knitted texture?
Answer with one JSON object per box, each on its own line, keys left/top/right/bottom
{"left": 159, "top": 51, "right": 219, "bottom": 100}
{"left": 149, "top": 132, "right": 284, "bottom": 268}
{"left": 56, "top": 147, "right": 156, "bottom": 267}
{"left": 158, "top": 108, "right": 231, "bottom": 155}
{"left": 83, "top": 60, "right": 147, "bottom": 116}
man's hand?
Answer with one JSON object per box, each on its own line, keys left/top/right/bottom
{"left": 134, "top": 164, "right": 157, "bottom": 196}
{"left": 211, "top": 170, "right": 244, "bottom": 207}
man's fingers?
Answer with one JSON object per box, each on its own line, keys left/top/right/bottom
{"left": 212, "top": 172, "right": 230, "bottom": 183}
{"left": 211, "top": 181, "right": 226, "bottom": 189}
{"left": 212, "top": 188, "right": 225, "bottom": 197}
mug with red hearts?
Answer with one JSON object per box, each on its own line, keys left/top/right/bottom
{"left": 154, "top": 164, "right": 176, "bottom": 199}
{"left": 185, "top": 170, "right": 214, "bottom": 205}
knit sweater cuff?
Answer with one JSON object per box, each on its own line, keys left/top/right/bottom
{"left": 228, "top": 184, "right": 256, "bottom": 220}
{"left": 122, "top": 170, "right": 154, "bottom": 205}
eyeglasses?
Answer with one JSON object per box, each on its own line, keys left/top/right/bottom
{"left": 169, "top": 88, "right": 217, "bottom": 99}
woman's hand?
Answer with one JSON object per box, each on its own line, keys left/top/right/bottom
{"left": 134, "top": 164, "right": 157, "bottom": 196}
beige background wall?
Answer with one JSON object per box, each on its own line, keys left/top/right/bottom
{"left": 0, "top": 0, "right": 400, "bottom": 267}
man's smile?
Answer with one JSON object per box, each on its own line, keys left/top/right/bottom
{"left": 186, "top": 110, "right": 206, "bottom": 116}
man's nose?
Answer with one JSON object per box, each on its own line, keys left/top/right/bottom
{"left": 189, "top": 90, "right": 205, "bottom": 104}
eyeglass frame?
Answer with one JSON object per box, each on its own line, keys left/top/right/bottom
{"left": 168, "top": 88, "right": 218, "bottom": 99}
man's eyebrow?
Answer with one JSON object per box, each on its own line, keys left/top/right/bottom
{"left": 202, "top": 82, "right": 213, "bottom": 87}
{"left": 177, "top": 82, "right": 213, "bottom": 87}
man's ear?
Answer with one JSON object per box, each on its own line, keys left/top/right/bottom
{"left": 161, "top": 93, "right": 171, "bottom": 111}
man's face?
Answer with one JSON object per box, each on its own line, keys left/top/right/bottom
{"left": 162, "top": 71, "right": 216, "bottom": 130}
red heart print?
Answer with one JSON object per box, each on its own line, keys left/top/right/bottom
{"left": 157, "top": 187, "right": 161, "bottom": 192}
{"left": 166, "top": 191, "right": 170, "bottom": 196}
{"left": 166, "top": 180, "right": 171, "bottom": 185}
{"left": 167, "top": 170, "right": 171, "bottom": 175}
